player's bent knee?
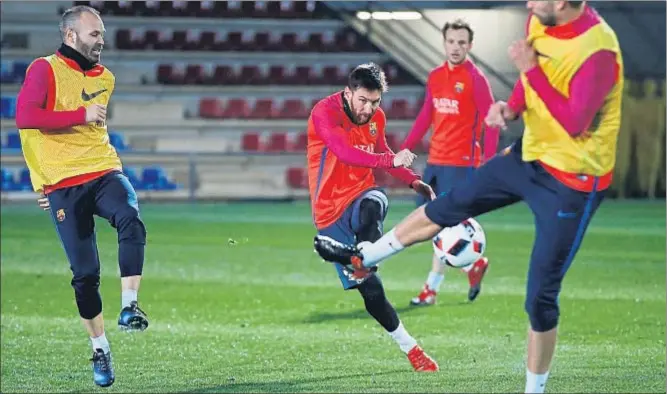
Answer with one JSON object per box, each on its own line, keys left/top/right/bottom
{"left": 116, "top": 208, "right": 147, "bottom": 245}
{"left": 358, "top": 199, "right": 383, "bottom": 242}
{"left": 524, "top": 295, "right": 560, "bottom": 332}
{"left": 357, "top": 274, "right": 386, "bottom": 302}
{"left": 71, "top": 274, "right": 103, "bottom": 319}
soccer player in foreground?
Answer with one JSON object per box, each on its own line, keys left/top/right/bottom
{"left": 314, "top": 1, "right": 622, "bottom": 392}
{"left": 307, "top": 63, "right": 439, "bottom": 371}
{"left": 16, "top": 5, "right": 149, "bottom": 387}
{"left": 401, "top": 19, "right": 500, "bottom": 306}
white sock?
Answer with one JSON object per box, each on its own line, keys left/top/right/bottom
{"left": 388, "top": 321, "right": 418, "bottom": 353}
{"left": 426, "top": 271, "right": 445, "bottom": 292}
{"left": 359, "top": 229, "right": 404, "bottom": 268}
{"left": 525, "top": 369, "right": 549, "bottom": 393}
{"left": 121, "top": 289, "right": 137, "bottom": 309}
{"left": 91, "top": 332, "right": 110, "bottom": 354}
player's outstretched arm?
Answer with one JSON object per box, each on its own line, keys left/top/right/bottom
{"left": 15, "top": 59, "right": 90, "bottom": 130}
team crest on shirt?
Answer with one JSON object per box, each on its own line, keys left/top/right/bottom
{"left": 369, "top": 122, "right": 377, "bottom": 136}
{"left": 56, "top": 209, "right": 66, "bottom": 222}
{"left": 455, "top": 82, "right": 465, "bottom": 93}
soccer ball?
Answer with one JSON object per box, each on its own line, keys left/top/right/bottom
{"left": 432, "top": 218, "right": 486, "bottom": 268}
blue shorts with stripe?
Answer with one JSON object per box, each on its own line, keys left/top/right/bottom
{"left": 423, "top": 139, "right": 605, "bottom": 312}
{"left": 317, "top": 188, "right": 388, "bottom": 290}
{"left": 417, "top": 164, "right": 476, "bottom": 206}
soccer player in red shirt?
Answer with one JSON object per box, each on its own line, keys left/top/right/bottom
{"left": 307, "top": 63, "right": 438, "bottom": 371}
{"left": 401, "top": 19, "right": 500, "bottom": 306}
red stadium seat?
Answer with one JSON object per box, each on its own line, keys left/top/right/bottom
{"left": 156, "top": 64, "right": 173, "bottom": 84}
{"left": 115, "top": 29, "right": 132, "bottom": 50}
{"left": 267, "top": 65, "right": 286, "bottom": 85}
{"left": 238, "top": 66, "right": 264, "bottom": 85}
{"left": 223, "top": 99, "right": 251, "bottom": 118}
{"left": 266, "top": 133, "right": 289, "bottom": 152}
{"left": 250, "top": 99, "right": 278, "bottom": 119}
{"left": 241, "top": 132, "right": 262, "bottom": 152}
{"left": 388, "top": 99, "right": 410, "bottom": 120}
{"left": 320, "top": 66, "right": 343, "bottom": 85}
{"left": 198, "top": 98, "right": 223, "bottom": 119}
{"left": 209, "top": 65, "right": 235, "bottom": 85}
{"left": 291, "top": 132, "right": 308, "bottom": 151}
{"left": 384, "top": 133, "right": 400, "bottom": 151}
{"left": 279, "top": 99, "right": 308, "bottom": 119}
{"left": 183, "top": 65, "right": 205, "bottom": 85}
{"left": 286, "top": 167, "right": 307, "bottom": 189}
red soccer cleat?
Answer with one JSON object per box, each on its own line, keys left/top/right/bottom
{"left": 407, "top": 345, "right": 439, "bottom": 372}
{"left": 409, "top": 284, "right": 437, "bottom": 306}
{"left": 467, "top": 257, "right": 489, "bottom": 302}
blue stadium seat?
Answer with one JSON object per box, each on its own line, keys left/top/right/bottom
{"left": 0, "top": 61, "right": 13, "bottom": 84}
{"left": 109, "top": 131, "right": 128, "bottom": 151}
{"left": 1, "top": 97, "right": 16, "bottom": 119}
{"left": 18, "top": 168, "right": 32, "bottom": 191}
{"left": 1, "top": 168, "right": 18, "bottom": 191}
{"left": 6, "top": 131, "right": 21, "bottom": 149}
{"left": 12, "top": 62, "right": 29, "bottom": 83}
{"left": 123, "top": 167, "right": 143, "bottom": 190}
{"left": 141, "top": 166, "right": 178, "bottom": 190}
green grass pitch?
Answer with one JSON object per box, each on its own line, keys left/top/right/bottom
{"left": 1, "top": 200, "right": 665, "bottom": 393}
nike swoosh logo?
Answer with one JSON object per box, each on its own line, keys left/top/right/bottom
{"left": 81, "top": 88, "right": 107, "bottom": 101}
{"left": 557, "top": 210, "right": 577, "bottom": 219}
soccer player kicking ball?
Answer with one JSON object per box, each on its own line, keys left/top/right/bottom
{"left": 16, "top": 6, "right": 149, "bottom": 388}
{"left": 400, "top": 19, "right": 500, "bottom": 306}
{"left": 307, "top": 63, "right": 439, "bottom": 372}
{"left": 314, "top": 1, "right": 622, "bottom": 392}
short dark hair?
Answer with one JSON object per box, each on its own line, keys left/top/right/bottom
{"left": 442, "top": 19, "right": 474, "bottom": 43}
{"left": 567, "top": 1, "right": 585, "bottom": 8}
{"left": 60, "top": 5, "right": 101, "bottom": 39}
{"left": 347, "top": 62, "right": 388, "bottom": 93}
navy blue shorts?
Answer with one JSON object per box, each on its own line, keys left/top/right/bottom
{"left": 317, "top": 189, "right": 388, "bottom": 290}
{"left": 424, "top": 140, "right": 605, "bottom": 301}
{"left": 417, "top": 164, "right": 475, "bottom": 206}
{"left": 47, "top": 170, "right": 140, "bottom": 276}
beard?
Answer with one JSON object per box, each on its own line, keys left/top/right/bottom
{"left": 75, "top": 38, "right": 102, "bottom": 63}
{"left": 536, "top": 12, "right": 557, "bottom": 27}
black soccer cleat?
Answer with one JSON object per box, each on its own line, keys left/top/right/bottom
{"left": 91, "top": 349, "right": 115, "bottom": 387}
{"left": 313, "top": 235, "right": 365, "bottom": 270}
{"left": 118, "top": 301, "right": 149, "bottom": 331}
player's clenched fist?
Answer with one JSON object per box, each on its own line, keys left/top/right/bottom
{"left": 393, "top": 149, "right": 417, "bottom": 168}
{"left": 485, "top": 101, "right": 510, "bottom": 130}
{"left": 85, "top": 104, "right": 107, "bottom": 124}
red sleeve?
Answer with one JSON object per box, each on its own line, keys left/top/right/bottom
{"left": 400, "top": 87, "right": 433, "bottom": 150}
{"left": 376, "top": 127, "right": 420, "bottom": 185}
{"left": 15, "top": 59, "right": 86, "bottom": 131}
{"left": 470, "top": 68, "right": 500, "bottom": 160}
{"left": 524, "top": 50, "right": 619, "bottom": 137}
{"left": 507, "top": 79, "right": 527, "bottom": 115}
{"left": 311, "top": 105, "right": 395, "bottom": 169}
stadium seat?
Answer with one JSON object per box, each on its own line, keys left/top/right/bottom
{"left": 141, "top": 166, "right": 178, "bottom": 190}
{"left": 108, "top": 131, "right": 128, "bottom": 151}
{"left": 279, "top": 99, "right": 308, "bottom": 119}
{"left": 1, "top": 168, "right": 17, "bottom": 191}
{"left": 1, "top": 97, "right": 16, "bottom": 119}
{"left": 199, "top": 98, "right": 224, "bottom": 119}
{"left": 223, "top": 99, "right": 251, "bottom": 119}
{"left": 209, "top": 65, "right": 236, "bottom": 85}
{"left": 388, "top": 99, "right": 411, "bottom": 120}
{"left": 384, "top": 133, "right": 400, "bottom": 152}
{"left": 286, "top": 167, "right": 307, "bottom": 189}
{"left": 238, "top": 65, "right": 264, "bottom": 85}
{"left": 250, "top": 99, "right": 278, "bottom": 119}
{"left": 183, "top": 64, "right": 205, "bottom": 85}
{"left": 241, "top": 132, "right": 262, "bottom": 152}
{"left": 266, "top": 133, "right": 288, "bottom": 152}
{"left": 291, "top": 132, "right": 308, "bottom": 152}
{"left": 18, "top": 168, "right": 32, "bottom": 191}
{"left": 5, "top": 131, "right": 21, "bottom": 149}
{"left": 123, "top": 167, "right": 143, "bottom": 190}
